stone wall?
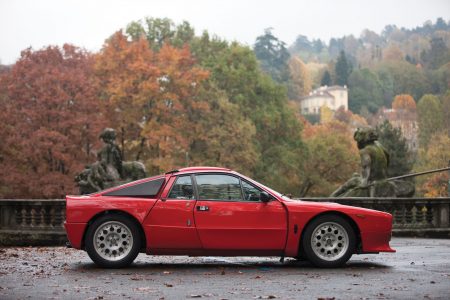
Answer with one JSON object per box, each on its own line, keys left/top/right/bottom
{"left": 0, "top": 197, "right": 449, "bottom": 246}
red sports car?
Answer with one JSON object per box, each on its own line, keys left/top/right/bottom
{"left": 65, "top": 167, "right": 395, "bottom": 268}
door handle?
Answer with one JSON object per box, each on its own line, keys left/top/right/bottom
{"left": 196, "top": 205, "right": 209, "bottom": 211}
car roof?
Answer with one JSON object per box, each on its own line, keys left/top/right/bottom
{"left": 166, "top": 166, "right": 232, "bottom": 175}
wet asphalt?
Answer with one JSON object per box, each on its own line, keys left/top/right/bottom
{"left": 0, "top": 238, "right": 449, "bottom": 300}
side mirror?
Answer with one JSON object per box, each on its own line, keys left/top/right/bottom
{"left": 260, "top": 191, "right": 271, "bottom": 203}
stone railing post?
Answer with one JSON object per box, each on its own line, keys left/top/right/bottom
{"left": 439, "top": 203, "right": 449, "bottom": 227}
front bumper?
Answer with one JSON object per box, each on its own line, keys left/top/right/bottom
{"left": 361, "top": 230, "right": 396, "bottom": 253}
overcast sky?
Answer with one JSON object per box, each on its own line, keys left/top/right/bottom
{"left": 0, "top": 0, "right": 449, "bottom": 64}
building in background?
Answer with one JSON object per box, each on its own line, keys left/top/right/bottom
{"left": 298, "top": 85, "right": 348, "bottom": 115}
{"left": 375, "top": 108, "right": 418, "bottom": 152}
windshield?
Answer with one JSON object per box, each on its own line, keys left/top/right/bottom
{"left": 236, "top": 172, "right": 290, "bottom": 200}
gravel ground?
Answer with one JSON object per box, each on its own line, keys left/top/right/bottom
{"left": 1, "top": 237, "right": 450, "bottom": 300}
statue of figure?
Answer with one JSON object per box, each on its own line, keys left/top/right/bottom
{"left": 97, "top": 128, "right": 123, "bottom": 181}
{"left": 331, "top": 127, "right": 414, "bottom": 198}
{"left": 75, "top": 128, "right": 147, "bottom": 194}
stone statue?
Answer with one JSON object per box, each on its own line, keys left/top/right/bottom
{"left": 97, "top": 128, "right": 123, "bottom": 181}
{"left": 331, "top": 127, "right": 414, "bottom": 198}
{"left": 75, "top": 128, "right": 147, "bottom": 194}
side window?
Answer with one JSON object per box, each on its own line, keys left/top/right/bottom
{"left": 168, "top": 176, "right": 194, "bottom": 200}
{"left": 196, "top": 174, "right": 242, "bottom": 201}
{"left": 104, "top": 178, "right": 165, "bottom": 197}
{"left": 241, "top": 180, "right": 263, "bottom": 202}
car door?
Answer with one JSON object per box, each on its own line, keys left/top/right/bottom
{"left": 144, "top": 175, "right": 202, "bottom": 251}
{"left": 193, "top": 173, "right": 287, "bottom": 253}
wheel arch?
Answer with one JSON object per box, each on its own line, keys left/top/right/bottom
{"left": 81, "top": 210, "right": 147, "bottom": 251}
{"left": 298, "top": 211, "right": 362, "bottom": 257}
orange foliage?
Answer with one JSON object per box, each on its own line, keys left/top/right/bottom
{"left": 392, "top": 94, "right": 416, "bottom": 111}
{"left": 95, "top": 31, "right": 209, "bottom": 173}
{"left": 300, "top": 120, "right": 359, "bottom": 196}
{"left": 0, "top": 45, "right": 107, "bottom": 198}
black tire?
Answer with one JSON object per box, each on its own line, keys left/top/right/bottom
{"left": 301, "top": 214, "right": 355, "bottom": 268}
{"left": 85, "top": 214, "right": 141, "bottom": 268}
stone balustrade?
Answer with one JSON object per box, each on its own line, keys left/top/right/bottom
{"left": 0, "top": 197, "right": 449, "bottom": 246}
{"left": 0, "top": 199, "right": 66, "bottom": 246}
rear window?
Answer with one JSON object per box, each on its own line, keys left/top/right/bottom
{"left": 104, "top": 178, "right": 165, "bottom": 198}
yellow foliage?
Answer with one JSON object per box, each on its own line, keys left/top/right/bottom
{"left": 320, "top": 105, "right": 333, "bottom": 124}
{"left": 288, "top": 56, "right": 312, "bottom": 99}
{"left": 415, "top": 132, "right": 450, "bottom": 197}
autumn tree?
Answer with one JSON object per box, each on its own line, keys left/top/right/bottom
{"left": 392, "top": 94, "right": 416, "bottom": 111}
{"left": 392, "top": 94, "right": 417, "bottom": 123}
{"left": 0, "top": 45, "right": 106, "bottom": 198}
{"left": 299, "top": 121, "right": 359, "bottom": 197}
{"left": 414, "top": 132, "right": 450, "bottom": 197}
{"left": 123, "top": 19, "right": 307, "bottom": 193}
{"left": 95, "top": 31, "right": 209, "bottom": 173}
{"left": 417, "top": 94, "right": 443, "bottom": 148}
{"left": 287, "top": 56, "right": 312, "bottom": 99}
{"left": 382, "top": 44, "right": 405, "bottom": 61}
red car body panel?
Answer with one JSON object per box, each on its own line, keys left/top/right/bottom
{"left": 65, "top": 167, "right": 395, "bottom": 258}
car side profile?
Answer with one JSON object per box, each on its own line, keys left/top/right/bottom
{"left": 65, "top": 167, "right": 395, "bottom": 268}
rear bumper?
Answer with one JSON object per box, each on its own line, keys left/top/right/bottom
{"left": 64, "top": 222, "right": 87, "bottom": 249}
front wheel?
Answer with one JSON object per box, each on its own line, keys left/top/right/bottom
{"left": 302, "top": 215, "right": 356, "bottom": 268}
{"left": 85, "top": 214, "right": 141, "bottom": 268}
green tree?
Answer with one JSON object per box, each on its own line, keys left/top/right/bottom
{"left": 192, "top": 34, "right": 305, "bottom": 194}
{"left": 442, "top": 91, "right": 450, "bottom": 136}
{"left": 376, "top": 69, "right": 395, "bottom": 107}
{"left": 375, "top": 61, "right": 430, "bottom": 102}
{"left": 335, "top": 50, "right": 352, "bottom": 85}
{"left": 254, "top": 28, "right": 291, "bottom": 83}
{"left": 320, "top": 70, "right": 332, "bottom": 86}
{"left": 421, "top": 37, "right": 450, "bottom": 69}
{"left": 417, "top": 94, "right": 443, "bottom": 148}
{"left": 126, "top": 17, "right": 194, "bottom": 50}
{"left": 348, "top": 68, "right": 383, "bottom": 113}
{"left": 125, "top": 19, "right": 306, "bottom": 194}
{"left": 376, "top": 120, "right": 413, "bottom": 177}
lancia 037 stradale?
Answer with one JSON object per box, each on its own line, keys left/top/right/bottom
{"left": 65, "top": 167, "right": 395, "bottom": 268}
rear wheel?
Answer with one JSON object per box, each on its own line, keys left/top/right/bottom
{"left": 85, "top": 214, "right": 141, "bottom": 268}
{"left": 302, "top": 215, "right": 355, "bottom": 268}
